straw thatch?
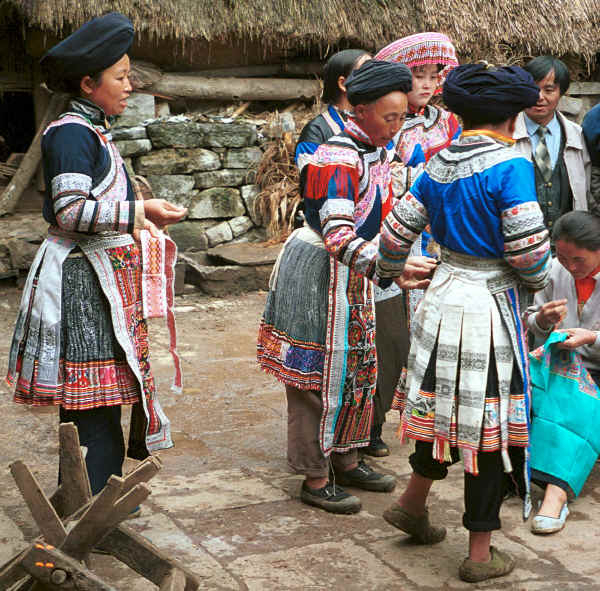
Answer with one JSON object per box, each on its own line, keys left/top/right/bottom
{"left": 4, "top": 0, "right": 600, "bottom": 69}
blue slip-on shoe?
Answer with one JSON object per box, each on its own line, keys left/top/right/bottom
{"left": 531, "top": 503, "right": 568, "bottom": 535}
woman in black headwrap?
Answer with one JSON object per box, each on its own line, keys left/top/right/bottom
{"left": 377, "top": 63, "right": 552, "bottom": 582}
{"left": 7, "top": 13, "right": 187, "bottom": 496}
{"left": 295, "top": 48, "right": 371, "bottom": 176}
{"left": 258, "top": 60, "right": 436, "bottom": 514}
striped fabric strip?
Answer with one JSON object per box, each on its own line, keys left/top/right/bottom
{"left": 396, "top": 389, "right": 528, "bottom": 451}
{"left": 378, "top": 192, "right": 429, "bottom": 278}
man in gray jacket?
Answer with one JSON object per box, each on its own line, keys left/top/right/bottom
{"left": 513, "top": 56, "right": 590, "bottom": 231}
{"left": 582, "top": 102, "right": 600, "bottom": 215}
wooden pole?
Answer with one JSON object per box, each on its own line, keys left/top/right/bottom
{"left": 33, "top": 71, "right": 50, "bottom": 193}
{"left": 50, "top": 423, "right": 92, "bottom": 518}
{"left": 10, "top": 461, "right": 68, "bottom": 548}
{"left": 231, "top": 101, "right": 251, "bottom": 118}
{"left": 136, "top": 61, "right": 322, "bottom": 80}
{"left": 147, "top": 75, "right": 321, "bottom": 102}
{"left": 0, "top": 92, "right": 67, "bottom": 216}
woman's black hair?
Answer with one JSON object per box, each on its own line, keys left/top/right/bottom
{"left": 553, "top": 211, "right": 600, "bottom": 251}
{"left": 44, "top": 69, "right": 104, "bottom": 95}
{"left": 322, "top": 49, "right": 371, "bottom": 105}
{"left": 524, "top": 56, "right": 570, "bottom": 95}
{"left": 460, "top": 113, "right": 513, "bottom": 129}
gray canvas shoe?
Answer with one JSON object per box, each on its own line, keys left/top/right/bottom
{"left": 333, "top": 460, "right": 396, "bottom": 492}
{"left": 300, "top": 482, "right": 361, "bottom": 514}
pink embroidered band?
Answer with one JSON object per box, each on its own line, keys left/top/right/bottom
{"left": 141, "top": 230, "right": 183, "bottom": 393}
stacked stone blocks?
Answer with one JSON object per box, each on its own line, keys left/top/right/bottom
{"left": 112, "top": 103, "right": 263, "bottom": 251}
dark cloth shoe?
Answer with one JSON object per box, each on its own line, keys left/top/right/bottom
{"left": 333, "top": 460, "right": 396, "bottom": 492}
{"left": 458, "top": 546, "right": 516, "bottom": 583}
{"left": 300, "top": 482, "right": 361, "bottom": 514}
{"left": 363, "top": 436, "right": 391, "bottom": 457}
{"left": 383, "top": 504, "right": 446, "bottom": 544}
{"left": 363, "top": 423, "right": 390, "bottom": 457}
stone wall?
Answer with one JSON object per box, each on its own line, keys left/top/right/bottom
{"left": 558, "top": 82, "right": 600, "bottom": 123}
{"left": 113, "top": 93, "right": 264, "bottom": 255}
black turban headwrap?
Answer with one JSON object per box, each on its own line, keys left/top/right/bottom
{"left": 41, "top": 12, "right": 134, "bottom": 92}
{"left": 443, "top": 63, "right": 540, "bottom": 122}
{"left": 345, "top": 59, "right": 412, "bottom": 106}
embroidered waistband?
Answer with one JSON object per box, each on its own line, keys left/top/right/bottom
{"left": 440, "top": 246, "right": 505, "bottom": 270}
{"left": 48, "top": 227, "right": 134, "bottom": 250}
{"left": 439, "top": 247, "right": 518, "bottom": 293}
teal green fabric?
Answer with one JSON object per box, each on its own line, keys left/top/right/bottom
{"left": 529, "top": 331, "right": 600, "bottom": 497}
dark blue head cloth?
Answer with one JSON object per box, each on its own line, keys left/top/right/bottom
{"left": 346, "top": 59, "right": 412, "bottom": 106}
{"left": 583, "top": 103, "right": 600, "bottom": 166}
{"left": 443, "top": 63, "right": 539, "bottom": 122}
{"left": 41, "top": 12, "right": 134, "bottom": 91}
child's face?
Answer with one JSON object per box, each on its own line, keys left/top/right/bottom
{"left": 407, "top": 64, "right": 439, "bottom": 110}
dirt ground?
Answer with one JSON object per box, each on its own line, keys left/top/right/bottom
{"left": 1, "top": 284, "right": 600, "bottom": 590}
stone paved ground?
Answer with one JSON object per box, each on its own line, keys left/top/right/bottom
{"left": 0, "top": 286, "right": 599, "bottom": 590}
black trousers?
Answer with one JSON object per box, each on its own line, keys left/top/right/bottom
{"left": 531, "top": 469, "right": 572, "bottom": 497}
{"left": 410, "top": 440, "right": 525, "bottom": 532}
{"left": 373, "top": 293, "right": 409, "bottom": 427}
{"left": 59, "top": 405, "right": 125, "bottom": 495}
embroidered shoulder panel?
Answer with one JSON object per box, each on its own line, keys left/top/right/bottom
{"left": 427, "top": 138, "right": 525, "bottom": 184}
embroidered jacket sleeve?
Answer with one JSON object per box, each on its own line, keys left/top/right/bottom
{"left": 377, "top": 181, "right": 430, "bottom": 279}
{"left": 303, "top": 153, "right": 389, "bottom": 285}
{"left": 495, "top": 157, "right": 551, "bottom": 290}
{"left": 42, "top": 123, "right": 143, "bottom": 234}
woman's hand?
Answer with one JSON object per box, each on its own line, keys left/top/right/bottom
{"left": 536, "top": 299, "right": 568, "bottom": 330}
{"left": 394, "top": 256, "right": 438, "bottom": 290}
{"left": 133, "top": 218, "right": 159, "bottom": 242}
{"left": 394, "top": 275, "right": 432, "bottom": 290}
{"left": 144, "top": 199, "right": 187, "bottom": 228}
{"left": 556, "top": 328, "right": 598, "bottom": 350}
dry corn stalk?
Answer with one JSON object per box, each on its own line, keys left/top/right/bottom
{"left": 254, "top": 135, "right": 302, "bottom": 242}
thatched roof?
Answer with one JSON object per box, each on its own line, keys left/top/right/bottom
{"left": 4, "top": 0, "right": 600, "bottom": 71}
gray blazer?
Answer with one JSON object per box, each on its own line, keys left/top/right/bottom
{"left": 513, "top": 111, "right": 591, "bottom": 213}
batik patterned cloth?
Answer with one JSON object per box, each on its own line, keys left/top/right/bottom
{"left": 258, "top": 118, "right": 395, "bottom": 454}
{"left": 258, "top": 227, "right": 329, "bottom": 390}
{"left": 6, "top": 99, "right": 172, "bottom": 456}
{"left": 377, "top": 130, "right": 551, "bottom": 474}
